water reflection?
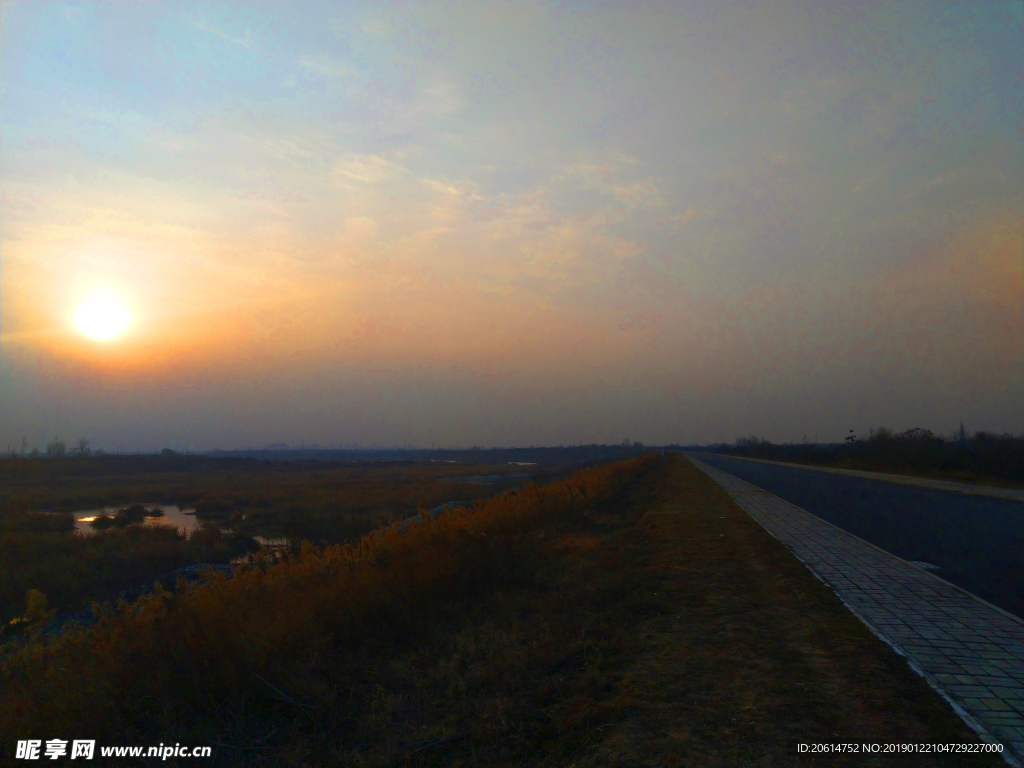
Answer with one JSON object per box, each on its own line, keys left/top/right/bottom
{"left": 253, "top": 536, "right": 289, "bottom": 548}
{"left": 74, "top": 504, "right": 200, "bottom": 536}
{"left": 442, "top": 473, "right": 530, "bottom": 484}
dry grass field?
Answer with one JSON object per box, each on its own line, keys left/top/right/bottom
{"left": 1, "top": 454, "right": 1001, "bottom": 766}
{"left": 0, "top": 454, "right": 560, "bottom": 628}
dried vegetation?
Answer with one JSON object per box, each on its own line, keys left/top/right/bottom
{"left": 0, "top": 454, "right": 1000, "bottom": 766}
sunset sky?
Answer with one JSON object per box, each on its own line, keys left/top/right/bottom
{"left": 1, "top": 1, "right": 1021, "bottom": 452}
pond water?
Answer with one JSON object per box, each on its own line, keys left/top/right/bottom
{"left": 74, "top": 504, "right": 201, "bottom": 536}
{"left": 443, "top": 472, "right": 531, "bottom": 484}
{"left": 253, "top": 536, "right": 289, "bottom": 548}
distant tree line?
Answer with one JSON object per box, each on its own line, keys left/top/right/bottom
{"left": 213, "top": 443, "right": 650, "bottom": 467}
{"left": 7, "top": 437, "right": 97, "bottom": 459}
{"left": 721, "top": 425, "right": 1024, "bottom": 485}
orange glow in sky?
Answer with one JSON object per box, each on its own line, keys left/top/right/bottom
{"left": 0, "top": 1, "right": 1021, "bottom": 451}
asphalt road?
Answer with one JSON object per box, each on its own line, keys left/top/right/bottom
{"left": 693, "top": 452, "right": 1024, "bottom": 619}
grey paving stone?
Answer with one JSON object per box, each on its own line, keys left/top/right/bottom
{"left": 949, "top": 686, "right": 997, "bottom": 698}
{"left": 688, "top": 455, "right": 1024, "bottom": 768}
{"left": 991, "top": 688, "right": 1022, "bottom": 700}
{"left": 977, "top": 676, "right": 1018, "bottom": 687}
{"left": 987, "top": 715, "right": 1024, "bottom": 725}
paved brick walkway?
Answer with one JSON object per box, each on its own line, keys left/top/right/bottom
{"left": 687, "top": 454, "right": 1024, "bottom": 766}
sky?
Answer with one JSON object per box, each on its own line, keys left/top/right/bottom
{"left": 1, "top": 0, "right": 1021, "bottom": 452}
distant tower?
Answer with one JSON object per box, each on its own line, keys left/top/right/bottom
{"left": 957, "top": 421, "right": 968, "bottom": 446}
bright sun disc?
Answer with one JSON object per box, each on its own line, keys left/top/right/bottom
{"left": 74, "top": 294, "right": 131, "bottom": 341}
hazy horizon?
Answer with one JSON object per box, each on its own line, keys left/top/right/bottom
{"left": 2, "top": 1, "right": 1022, "bottom": 453}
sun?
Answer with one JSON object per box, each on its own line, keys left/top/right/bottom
{"left": 74, "top": 293, "right": 131, "bottom": 341}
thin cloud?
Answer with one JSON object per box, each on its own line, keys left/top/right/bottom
{"left": 189, "top": 19, "right": 257, "bottom": 49}
{"left": 659, "top": 209, "right": 715, "bottom": 226}
{"left": 332, "top": 155, "right": 406, "bottom": 185}
{"left": 297, "top": 54, "right": 350, "bottom": 79}
{"left": 559, "top": 159, "right": 664, "bottom": 209}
